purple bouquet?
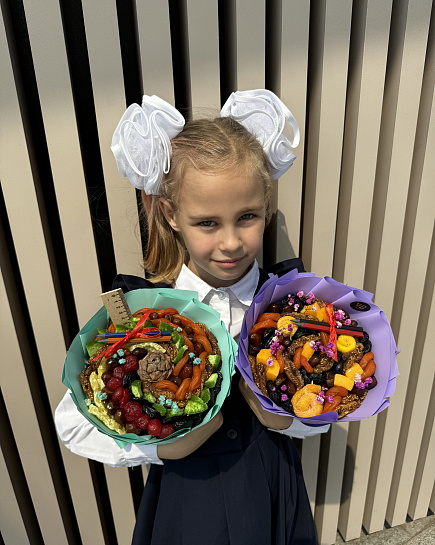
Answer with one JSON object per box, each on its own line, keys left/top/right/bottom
{"left": 236, "top": 269, "right": 399, "bottom": 426}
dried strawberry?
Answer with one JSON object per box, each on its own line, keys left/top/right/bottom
{"left": 160, "top": 424, "right": 175, "bottom": 439}
{"left": 113, "top": 366, "right": 126, "bottom": 379}
{"left": 119, "top": 389, "right": 130, "bottom": 408}
{"left": 135, "top": 413, "right": 150, "bottom": 430}
{"left": 124, "top": 401, "right": 143, "bottom": 422}
{"left": 106, "top": 376, "right": 123, "bottom": 391}
{"left": 147, "top": 419, "right": 162, "bottom": 437}
{"left": 111, "top": 386, "right": 125, "bottom": 402}
{"left": 123, "top": 355, "right": 139, "bottom": 373}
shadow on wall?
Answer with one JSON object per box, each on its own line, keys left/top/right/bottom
{"left": 276, "top": 208, "right": 297, "bottom": 261}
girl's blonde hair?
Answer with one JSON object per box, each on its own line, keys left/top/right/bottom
{"left": 142, "top": 116, "right": 273, "bottom": 284}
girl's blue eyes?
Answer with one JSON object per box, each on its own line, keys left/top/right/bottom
{"left": 198, "top": 214, "right": 255, "bottom": 227}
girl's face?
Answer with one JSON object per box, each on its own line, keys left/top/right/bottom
{"left": 160, "top": 167, "right": 266, "bottom": 288}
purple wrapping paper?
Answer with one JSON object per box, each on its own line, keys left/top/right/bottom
{"left": 236, "top": 270, "right": 400, "bottom": 426}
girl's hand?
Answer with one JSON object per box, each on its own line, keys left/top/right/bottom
{"left": 156, "top": 410, "right": 223, "bottom": 460}
{"left": 239, "top": 376, "right": 293, "bottom": 430}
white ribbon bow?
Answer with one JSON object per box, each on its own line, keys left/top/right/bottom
{"left": 220, "top": 89, "right": 300, "bottom": 180}
{"left": 111, "top": 90, "right": 299, "bottom": 194}
{"left": 111, "top": 95, "right": 185, "bottom": 195}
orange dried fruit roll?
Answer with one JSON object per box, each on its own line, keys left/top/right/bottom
{"left": 291, "top": 385, "right": 323, "bottom": 418}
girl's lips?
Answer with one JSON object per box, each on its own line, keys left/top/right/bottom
{"left": 213, "top": 258, "right": 244, "bottom": 269}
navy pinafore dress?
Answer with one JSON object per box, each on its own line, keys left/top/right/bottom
{"left": 113, "top": 258, "right": 317, "bottom": 545}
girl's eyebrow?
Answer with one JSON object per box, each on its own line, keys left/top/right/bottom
{"left": 189, "top": 206, "right": 265, "bottom": 221}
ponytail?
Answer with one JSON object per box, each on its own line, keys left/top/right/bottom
{"left": 141, "top": 194, "right": 185, "bottom": 284}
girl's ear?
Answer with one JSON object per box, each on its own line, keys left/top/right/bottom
{"left": 159, "top": 198, "right": 181, "bottom": 232}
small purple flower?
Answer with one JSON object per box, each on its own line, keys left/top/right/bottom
{"left": 312, "top": 304, "right": 318, "bottom": 312}
{"left": 326, "top": 395, "right": 334, "bottom": 403}
{"left": 344, "top": 319, "right": 351, "bottom": 326}
{"left": 316, "top": 391, "right": 325, "bottom": 404}
{"left": 309, "top": 292, "right": 315, "bottom": 299}
{"left": 297, "top": 291, "right": 304, "bottom": 297}
{"left": 336, "top": 321, "right": 342, "bottom": 328}
{"left": 355, "top": 382, "right": 365, "bottom": 389}
{"left": 281, "top": 384, "right": 287, "bottom": 391}
{"left": 364, "top": 377, "right": 373, "bottom": 386}
{"left": 294, "top": 304, "right": 299, "bottom": 311}
{"left": 281, "top": 394, "right": 288, "bottom": 402}
{"left": 335, "top": 310, "right": 345, "bottom": 320}
{"left": 306, "top": 299, "right": 312, "bottom": 305}
{"left": 288, "top": 297, "right": 294, "bottom": 305}
{"left": 266, "top": 358, "right": 274, "bottom": 367}
{"left": 278, "top": 345, "right": 284, "bottom": 351}
{"left": 287, "top": 323, "right": 293, "bottom": 332}
{"left": 326, "top": 342, "right": 334, "bottom": 349}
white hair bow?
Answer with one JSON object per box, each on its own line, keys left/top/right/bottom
{"left": 111, "top": 95, "right": 185, "bottom": 195}
{"left": 220, "top": 89, "right": 300, "bottom": 180}
{"left": 111, "top": 90, "right": 299, "bottom": 194}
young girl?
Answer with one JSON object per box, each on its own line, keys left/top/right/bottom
{"left": 56, "top": 90, "right": 325, "bottom": 545}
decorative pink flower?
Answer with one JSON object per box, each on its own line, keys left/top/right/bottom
{"left": 281, "top": 394, "right": 288, "bottom": 402}
{"left": 297, "top": 291, "right": 304, "bottom": 297}
{"left": 326, "top": 395, "right": 334, "bottom": 403}
{"left": 344, "top": 319, "right": 351, "bottom": 326}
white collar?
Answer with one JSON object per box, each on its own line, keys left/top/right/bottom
{"left": 174, "top": 261, "right": 259, "bottom": 305}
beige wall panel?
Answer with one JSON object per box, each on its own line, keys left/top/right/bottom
{"left": 310, "top": 1, "right": 352, "bottom": 277}
{"left": 278, "top": 1, "right": 309, "bottom": 261}
{"left": 0, "top": 278, "right": 67, "bottom": 544}
{"left": 363, "top": 3, "right": 434, "bottom": 531}
{"left": 23, "top": 0, "right": 102, "bottom": 328}
{"left": 374, "top": 0, "right": 432, "bottom": 319}
{"left": 314, "top": 423, "right": 349, "bottom": 545}
{"left": 0, "top": 453, "right": 29, "bottom": 545}
{"left": 0, "top": 31, "right": 69, "bottom": 418}
{"left": 188, "top": 1, "right": 220, "bottom": 113}
{"left": 1, "top": 12, "right": 105, "bottom": 545}
{"left": 83, "top": 0, "right": 143, "bottom": 280}
{"left": 408, "top": 379, "right": 435, "bottom": 519}
{"left": 237, "top": 0, "right": 265, "bottom": 91}
{"left": 342, "top": 1, "right": 392, "bottom": 288}
{"left": 300, "top": 434, "right": 321, "bottom": 515}
{"left": 338, "top": 417, "right": 377, "bottom": 541}
{"left": 430, "top": 481, "right": 435, "bottom": 513}
{"left": 385, "top": 113, "right": 435, "bottom": 526}
{"left": 137, "top": 2, "right": 174, "bottom": 103}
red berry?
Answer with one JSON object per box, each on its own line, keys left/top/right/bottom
{"left": 124, "top": 401, "right": 143, "bottom": 421}
{"left": 135, "top": 414, "right": 150, "bottom": 430}
{"left": 111, "top": 386, "right": 125, "bottom": 402}
{"left": 147, "top": 419, "right": 162, "bottom": 437}
{"left": 160, "top": 424, "right": 175, "bottom": 439}
{"left": 106, "top": 376, "right": 123, "bottom": 391}
{"left": 113, "top": 365, "right": 126, "bottom": 379}
{"left": 119, "top": 389, "right": 130, "bottom": 408}
{"left": 123, "top": 355, "right": 139, "bottom": 373}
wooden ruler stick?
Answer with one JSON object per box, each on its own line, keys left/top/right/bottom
{"left": 100, "top": 288, "right": 133, "bottom": 326}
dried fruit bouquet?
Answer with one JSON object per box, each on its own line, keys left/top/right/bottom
{"left": 63, "top": 288, "right": 237, "bottom": 447}
{"left": 236, "top": 269, "right": 399, "bottom": 426}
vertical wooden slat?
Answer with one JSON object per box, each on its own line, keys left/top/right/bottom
{"left": 236, "top": 0, "right": 265, "bottom": 90}
{"left": 168, "top": 0, "right": 192, "bottom": 119}
{"left": 0, "top": 388, "right": 44, "bottom": 545}
{"left": 335, "top": 3, "right": 392, "bottom": 540}
{"left": 278, "top": 0, "right": 310, "bottom": 263}
{"left": 0, "top": 445, "right": 29, "bottom": 545}
{"left": 262, "top": 0, "right": 282, "bottom": 269}
{"left": 218, "top": 0, "right": 237, "bottom": 103}
{"left": 188, "top": 0, "right": 220, "bottom": 112}
{"left": 304, "top": 0, "right": 352, "bottom": 277}
{"left": 58, "top": 0, "right": 117, "bottom": 293}
{"left": 136, "top": 1, "right": 174, "bottom": 102}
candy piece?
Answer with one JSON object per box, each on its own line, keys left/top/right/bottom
{"left": 336, "top": 335, "right": 356, "bottom": 353}
{"left": 345, "top": 362, "right": 364, "bottom": 381}
{"left": 334, "top": 374, "right": 354, "bottom": 391}
{"left": 277, "top": 316, "right": 297, "bottom": 337}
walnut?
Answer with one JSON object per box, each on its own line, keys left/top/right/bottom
{"left": 138, "top": 351, "right": 173, "bottom": 382}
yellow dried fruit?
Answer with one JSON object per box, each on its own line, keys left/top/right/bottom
{"left": 277, "top": 316, "right": 297, "bottom": 337}
{"left": 334, "top": 374, "right": 354, "bottom": 391}
{"left": 336, "top": 335, "right": 356, "bottom": 353}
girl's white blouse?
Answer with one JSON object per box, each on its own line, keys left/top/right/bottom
{"left": 55, "top": 262, "right": 329, "bottom": 467}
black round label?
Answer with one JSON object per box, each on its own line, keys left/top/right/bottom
{"left": 350, "top": 301, "right": 371, "bottom": 312}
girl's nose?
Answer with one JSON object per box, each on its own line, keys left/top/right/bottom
{"left": 219, "top": 227, "right": 242, "bottom": 253}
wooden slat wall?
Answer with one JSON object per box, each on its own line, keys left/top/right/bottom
{"left": 1, "top": 1, "right": 434, "bottom": 544}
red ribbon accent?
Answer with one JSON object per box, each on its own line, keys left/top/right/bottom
{"left": 93, "top": 310, "right": 153, "bottom": 361}
{"left": 324, "top": 303, "right": 338, "bottom": 362}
